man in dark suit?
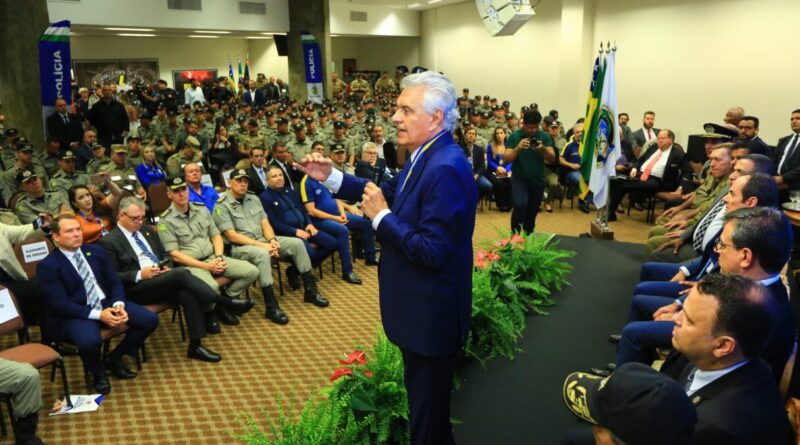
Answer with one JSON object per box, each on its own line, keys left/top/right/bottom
{"left": 298, "top": 71, "right": 478, "bottom": 445}
{"left": 46, "top": 98, "right": 84, "bottom": 151}
{"left": 246, "top": 147, "right": 269, "bottom": 195}
{"left": 37, "top": 214, "right": 159, "bottom": 394}
{"left": 369, "top": 123, "right": 399, "bottom": 170}
{"left": 631, "top": 110, "right": 659, "bottom": 158}
{"left": 737, "top": 115, "right": 770, "bottom": 156}
{"left": 264, "top": 76, "right": 279, "bottom": 101}
{"left": 87, "top": 84, "right": 129, "bottom": 149}
{"left": 661, "top": 273, "right": 794, "bottom": 444}
{"left": 772, "top": 108, "right": 800, "bottom": 199}
{"left": 607, "top": 129, "right": 687, "bottom": 221}
{"left": 242, "top": 80, "right": 266, "bottom": 107}
{"left": 98, "top": 197, "right": 233, "bottom": 363}
{"left": 355, "top": 142, "right": 392, "bottom": 185}
{"left": 269, "top": 142, "right": 304, "bottom": 191}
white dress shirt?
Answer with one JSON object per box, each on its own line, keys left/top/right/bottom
{"left": 117, "top": 225, "right": 158, "bottom": 282}
{"left": 687, "top": 360, "right": 749, "bottom": 396}
{"left": 59, "top": 247, "right": 124, "bottom": 320}
{"left": 184, "top": 87, "right": 206, "bottom": 106}
{"left": 640, "top": 146, "right": 672, "bottom": 179}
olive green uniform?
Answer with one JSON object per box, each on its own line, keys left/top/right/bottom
{"left": 212, "top": 191, "right": 312, "bottom": 288}
{"left": 166, "top": 151, "right": 203, "bottom": 176}
{"left": 15, "top": 190, "right": 69, "bottom": 224}
{"left": 157, "top": 201, "right": 259, "bottom": 298}
{"left": 49, "top": 170, "right": 89, "bottom": 195}
{"left": 0, "top": 358, "right": 42, "bottom": 420}
{"left": 1, "top": 165, "right": 49, "bottom": 204}
{"left": 286, "top": 138, "right": 314, "bottom": 161}
{"left": 331, "top": 78, "right": 347, "bottom": 97}
{"left": 374, "top": 78, "right": 396, "bottom": 95}
{"left": 97, "top": 162, "right": 142, "bottom": 195}
{"left": 85, "top": 157, "right": 111, "bottom": 176}
{"left": 0, "top": 208, "right": 21, "bottom": 226}
{"left": 38, "top": 153, "right": 60, "bottom": 178}
{"left": 137, "top": 124, "right": 160, "bottom": 147}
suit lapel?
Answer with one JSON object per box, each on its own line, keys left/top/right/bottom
{"left": 55, "top": 249, "right": 82, "bottom": 286}
{"left": 113, "top": 228, "right": 138, "bottom": 263}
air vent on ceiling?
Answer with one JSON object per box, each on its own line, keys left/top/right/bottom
{"left": 239, "top": 1, "right": 266, "bottom": 15}
{"left": 168, "top": 0, "right": 202, "bottom": 11}
{"left": 350, "top": 11, "right": 368, "bottom": 22}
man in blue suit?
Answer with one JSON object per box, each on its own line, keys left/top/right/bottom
{"left": 242, "top": 80, "right": 266, "bottom": 107}
{"left": 298, "top": 71, "right": 477, "bottom": 445}
{"left": 37, "top": 214, "right": 159, "bottom": 394}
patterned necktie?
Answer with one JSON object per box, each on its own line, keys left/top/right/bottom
{"left": 684, "top": 366, "right": 697, "bottom": 393}
{"left": 75, "top": 252, "right": 102, "bottom": 311}
{"left": 62, "top": 114, "right": 69, "bottom": 125}
{"left": 693, "top": 199, "right": 726, "bottom": 252}
{"left": 132, "top": 231, "right": 160, "bottom": 264}
{"left": 257, "top": 167, "right": 266, "bottom": 186}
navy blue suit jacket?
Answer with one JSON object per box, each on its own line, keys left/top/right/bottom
{"left": 336, "top": 131, "right": 478, "bottom": 357}
{"left": 683, "top": 229, "right": 721, "bottom": 281}
{"left": 37, "top": 244, "right": 126, "bottom": 321}
{"left": 243, "top": 89, "right": 266, "bottom": 107}
{"left": 260, "top": 186, "right": 311, "bottom": 236}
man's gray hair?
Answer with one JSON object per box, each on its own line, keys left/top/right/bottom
{"left": 400, "top": 71, "right": 459, "bottom": 132}
{"left": 362, "top": 141, "right": 377, "bottom": 152}
{"left": 119, "top": 196, "right": 145, "bottom": 213}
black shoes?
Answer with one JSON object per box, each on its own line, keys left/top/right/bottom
{"left": 93, "top": 374, "right": 111, "bottom": 395}
{"left": 104, "top": 357, "right": 137, "bottom": 379}
{"left": 343, "top": 272, "right": 363, "bottom": 285}
{"left": 608, "top": 334, "right": 622, "bottom": 344}
{"left": 219, "top": 297, "right": 255, "bottom": 315}
{"left": 187, "top": 345, "right": 222, "bottom": 362}
{"left": 205, "top": 311, "right": 221, "bottom": 335}
{"left": 304, "top": 292, "right": 330, "bottom": 308}
{"left": 365, "top": 257, "right": 379, "bottom": 266}
{"left": 578, "top": 199, "right": 591, "bottom": 214}
{"left": 286, "top": 265, "right": 301, "bottom": 290}
{"left": 215, "top": 305, "right": 240, "bottom": 326}
{"left": 265, "top": 307, "right": 289, "bottom": 325}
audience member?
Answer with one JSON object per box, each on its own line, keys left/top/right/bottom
{"left": 245, "top": 147, "right": 269, "bottom": 195}
{"left": 772, "top": 108, "right": 800, "bottom": 200}
{"left": 39, "top": 214, "right": 159, "bottom": 394}
{"left": 2, "top": 142, "right": 51, "bottom": 204}
{"left": 87, "top": 84, "right": 129, "bottom": 148}
{"left": 166, "top": 136, "right": 203, "bottom": 176}
{"left": 462, "top": 127, "right": 493, "bottom": 199}
{"left": 135, "top": 145, "right": 166, "bottom": 190}
{"left": 99, "top": 145, "right": 146, "bottom": 199}
{"left": 0, "top": 358, "right": 47, "bottom": 445}
{"left": 560, "top": 122, "right": 588, "bottom": 213}
{"left": 486, "top": 126, "right": 512, "bottom": 211}
{"left": 355, "top": 142, "right": 392, "bottom": 186}
{"left": 68, "top": 174, "right": 124, "bottom": 244}
{"left": 632, "top": 111, "right": 659, "bottom": 158}
{"left": 184, "top": 162, "right": 218, "bottom": 213}
{"left": 737, "top": 115, "right": 770, "bottom": 155}
{"left": 14, "top": 169, "right": 69, "bottom": 225}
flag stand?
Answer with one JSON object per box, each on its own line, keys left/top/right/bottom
{"left": 590, "top": 208, "right": 614, "bottom": 240}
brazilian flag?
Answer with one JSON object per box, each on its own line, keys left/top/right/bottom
{"left": 578, "top": 56, "right": 606, "bottom": 200}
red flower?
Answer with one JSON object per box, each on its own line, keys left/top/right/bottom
{"left": 364, "top": 369, "right": 373, "bottom": 378}
{"left": 487, "top": 251, "right": 500, "bottom": 261}
{"left": 475, "top": 249, "right": 501, "bottom": 269}
{"left": 510, "top": 234, "right": 525, "bottom": 245}
{"left": 494, "top": 238, "right": 510, "bottom": 247}
{"left": 330, "top": 367, "right": 354, "bottom": 382}
{"left": 339, "top": 350, "right": 367, "bottom": 365}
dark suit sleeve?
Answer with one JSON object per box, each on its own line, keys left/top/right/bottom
{"left": 259, "top": 191, "right": 296, "bottom": 236}
{"left": 45, "top": 114, "right": 59, "bottom": 140}
{"left": 37, "top": 256, "right": 92, "bottom": 320}
{"left": 376, "top": 164, "right": 472, "bottom": 270}
{"left": 98, "top": 233, "right": 140, "bottom": 285}
{"left": 633, "top": 147, "right": 652, "bottom": 170}
{"left": 473, "top": 145, "right": 486, "bottom": 176}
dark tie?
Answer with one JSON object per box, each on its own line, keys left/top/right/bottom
{"left": 132, "top": 231, "right": 159, "bottom": 264}
{"left": 62, "top": 114, "right": 69, "bottom": 125}
{"left": 693, "top": 199, "right": 726, "bottom": 252}
{"left": 780, "top": 134, "right": 800, "bottom": 174}
{"left": 75, "top": 252, "right": 102, "bottom": 311}
{"left": 683, "top": 366, "right": 697, "bottom": 392}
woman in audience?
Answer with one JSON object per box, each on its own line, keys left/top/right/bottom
{"left": 135, "top": 145, "right": 166, "bottom": 189}
{"left": 208, "top": 124, "right": 238, "bottom": 186}
{"left": 68, "top": 174, "right": 124, "bottom": 244}
{"left": 487, "top": 127, "right": 512, "bottom": 211}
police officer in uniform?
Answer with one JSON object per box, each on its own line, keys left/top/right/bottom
{"left": 287, "top": 124, "right": 313, "bottom": 161}
{"left": 212, "top": 169, "right": 329, "bottom": 325}
{"left": 326, "top": 121, "right": 354, "bottom": 158}
{"left": 158, "top": 176, "right": 259, "bottom": 326}
{"left": 14, "top": 169, "right": 69, "bottom": 224}
{"left": 159, "top": 109, "right": 182, "bottom": 163}
{"left": 49, "top": 150, "right": 89, "bottom": 195}
{"left": 267, "top": 118, "right": 292, "bottom": 152}
{"left": 166, "top": 136, "right": 203, "bottom": 176}
{"left": 85, "top": 142, "right": 111, "bottom": 176}
{"left": 1, "top": 141, "right": 50, "bottom": 205}
{"left": 125, "top": 136, "right": 145, "bottom": 168}
{"left": 137, "top": 112, "right": 160, "bottom": 147}
{"left": 39, "top": 138, "right": 61, "bottom": 178}
{"left": 99, "top": 145, "right": 146, "bottom": 199}
{"left": 237, "top": 119, "right": 268, "bottom": 169}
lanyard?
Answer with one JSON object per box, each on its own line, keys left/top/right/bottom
{"left": 81, "top": 211, "right": 108, "bottom": 236}
{"left": 400, "top": 130, "right": 446, "bottom": 193}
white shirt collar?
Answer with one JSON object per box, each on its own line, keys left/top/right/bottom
{"left": 688, "top": 360, "right": 749, "bottom": 396}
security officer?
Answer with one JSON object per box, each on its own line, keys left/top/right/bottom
{"left": 158, "top": 176, "right": 259, "bottom": 326}
{"left": 326, "top": 121, "right": 354, "bottom": 158}
{"left": 14, "top": 169, "right": 69, "bottom": 224}
{"left": 349, "top": 73, "right": 370, "bottom": 103}
{"left": 213, "top": 169, "right": 329, "bottom": 325}
{"left": 267, "top": 118, "right": 292, "bottom": 150}
{"left": 1, "top": 141, "right": 50, "bottom": 204}
{"left": 85, "top": 142, "right": 111, "bottom": 175}
{"left": 476, "top": 111, "right": 494, "bottom": 146}
{"left": 286, "top": 124, "right": 313, "bottom": 161}
{"left": 378, "top": 106, "right": 396, "bottom": 141}
{"left": 137, "top": 112, "right": 160, "bottom": 147}
{"left": 166, "top": 135, "right": 203, "bottom": 176}
{"left": 374, "top": 71, "right": 397, "bottom": 97}
{"left": 125, "top": 136, "right": 145, "bottom": 168}
{"left": 49, "top": 150, "right": 89, "bottom": 195}
{"left": 159, "top": 108, "right": 183, "bottom": 162}
{"left": 331, "top": 73, "right": 347, "bottom": 98}
{"left": 39, "top": 138, "right": 61, "bottom": 178}
{"left": 238, "top": 119, "right": 269, "bottom": 168}
{"left": 99, "top": 145, "right": 146, "bottom": 198}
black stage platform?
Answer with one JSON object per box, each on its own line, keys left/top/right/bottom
{"left": 452, "top": 236, "right": 647, "bottom": 445}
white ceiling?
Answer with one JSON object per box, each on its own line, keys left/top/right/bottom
{"left": 336, "top": 0, "right": 470, "bottom": 11}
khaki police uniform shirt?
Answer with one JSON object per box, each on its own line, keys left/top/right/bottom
{"left": 374, "top": 78, "right": 396, "bottom": 95}
{"left": 161, "top": 123, "right": 182, "bottom": 147}
{"left": 326, "top": 135, "right": 355, "bottom": 157}
{"left": 137, "top": 124, "right": 160, "bottom": 146}
{"left": 49, "top": 170, "right": 89, "bottom": 194}
{"left": 98, "top": 162, "right": 142, "bottom": 194}
{"left": 331, "top": 78, "right": 347, "bottom": 97}
{"left": 158, "top": 201, "right": 218, "bottom": 261}
{"left": 350, "top": 79, "right": 370, "bottom": 95}
{"left": 1, "top": 164, "right": 50, "bottom": 204}
{"left": 213, "top": 191, "right": 267, "bottom": 242}
{"left": 15, "top": 190, "right": 69, "bottom": 224}
{"left": 166, "top": 151, "right": 202, "bottom": 176}
{"left": 39, "top": 153, "right": 60, "bottom": 177}
{"left": 239, "top": 132, "right": 268, "bottom": 152}
{"left": 86, "top": 157, "right": 111, "bottom": 176}
{"left": 287, "top": 138, "right": 314, "bottom": 161}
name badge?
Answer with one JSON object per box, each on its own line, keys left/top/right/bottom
{"left": 111, "top": 175, "right": 122, "bottom": 181}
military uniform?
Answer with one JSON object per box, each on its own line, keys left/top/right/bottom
{"left": 15, "top": 190, "right": 69, "bottom": 224}
{"left": 374, "top": 77, "right": 396, "bottom": 95}
{"left": 238, "top": 132, "right": 268, "bottom": 152}
{"left": 98, "top": 162, "right": 142, "bottom": 195}
{"left": 379, "top": 118, "right": 397, "bottom": 141}
{"left": 0, "top": 148, "right": 15, "bottom": 171}
{"left": 266, "top": 131, "right": 292, "bottom": 151}
{"left": 350, "top": 79, "right": 370, "bottom": 99}
{"left": 326, "top": 135, "right": 355, "bottom": 157}
{"left": 212, "top": 190, "right": 312, "bottom": 289}
{"left": 158, "top": 201, "right": 259, "bottom": 298}
{"left": 39, "top": 153, "right": 60, "bottom": 178}
{"left": 476, "top": 124, "right": 493, "bottom": 147}
{"left": 286, "top": 138, "right": 314, "bottom": 161}
{"left": 331, "top": 78, "right": 347, "bottom": 97}
{"left": 166, "top": 151, "right": 203, "bottom": 176}
{"left": 0, "top": 208, "right": 20, "bottom": 226}
{"left": 159, "top": 123, "right": 183, "bottom": 160}
{"left": 137, "top": 124, "right": 160, "bottom": 147}
{"left": 49, "top": 170, "right": 89, "bottom": 195}
{"left": 1, "top": 165, "right": 49, "bottom": 205}
{"left": 85, "top": 157, "right": 111, "bottom": 176}
{"left": 126, "top": 152, "right": 144, "bottom": 168}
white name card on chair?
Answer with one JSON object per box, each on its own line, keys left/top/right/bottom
{"left": 0, "top": 288, "right": 19, "bottom": 324}
{"left": 21, "top": 241, "right": 49, "bottom": 263}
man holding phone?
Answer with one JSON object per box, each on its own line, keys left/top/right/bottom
{"left": 98, "top": 197, "right": 227, "bottom": 363}
{"left": 38, "top": 214, "right": 159, "bottom": 394}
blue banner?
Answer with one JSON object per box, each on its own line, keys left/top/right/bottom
{"left": 39, "top": 20, "right": 72, "bottom": 107}
{"left": 301, "top": 32, "right": 323, "bottom": 104}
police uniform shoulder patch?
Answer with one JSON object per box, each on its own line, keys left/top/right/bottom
{"left": 160, "top": 208, "right": 172, "bottom": 217}
{"left": 0, "top": 208, "right": 12, "bottom": 213}
{"left": 246, "top": 191, "right": 256, "bottom": 195}
{"left": 190, "top": 201, "right": 206, "bottom": 207}
{"left": 217, "top": 194, "right": 227, "bottom": 203}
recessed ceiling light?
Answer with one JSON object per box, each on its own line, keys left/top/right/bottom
{"left": 105, "top": 27, "right": 155, "bottom": 32}
{"left": 261, "top": 32, "right": 286, "bottom": 36}
{"left": 195, "top": 30, "right": 231, "bottom": 34}
{"left": 116, "top": 33, "right": 156, "bottom": 37}
{"left": 427, "top": 0, "right": 442, "bottom": 3}
{"left": 408, "top": 3, "right": 422, "bottom": 8}
{"left": 246, "top": 36, "right": 271, "bottom": 39}
{"left": 331, "top": 34, "right": 339, "bottom": 37}
{"left": 189, "top": 35, "right": 219, "bottom": 38}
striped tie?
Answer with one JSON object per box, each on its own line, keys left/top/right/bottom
{"left": 75, "top": 252, "right": 102, "bottom": 311}
{"left": 132, "top": 231, "right": 160, "bottom": 264}
{"left": 693, "top": 199, "right": 726, "bottom": 252}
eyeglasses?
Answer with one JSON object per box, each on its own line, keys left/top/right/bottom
{"left": 715, "top": 238, "right": 735, "bottom": 250}
{"left": 122, "top": 211, "right": 145, "bottom": 223}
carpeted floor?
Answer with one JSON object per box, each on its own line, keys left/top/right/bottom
{"left": 0, "top": 201, "right": 653, "bottom": 444}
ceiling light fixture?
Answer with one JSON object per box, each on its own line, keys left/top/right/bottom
{"left": 408, "top": 2, "right": 422, "bottom": 7}
{"left": 195, "top": 30, "right": 231, "bottom": 34}
{"left": 105, "top": 27, "right": 155, "bottom": 32}
{"left": 246, "top": 36, "right": 271, "bottom": 39}
{"left": 116, "top": 33, "right": 157, "bottom": 37}
{"left": 189, "top": 35, "right": 219, "bottom": 38}
{"left": 427, "top": 0, "right": 442, "bottom": 3}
